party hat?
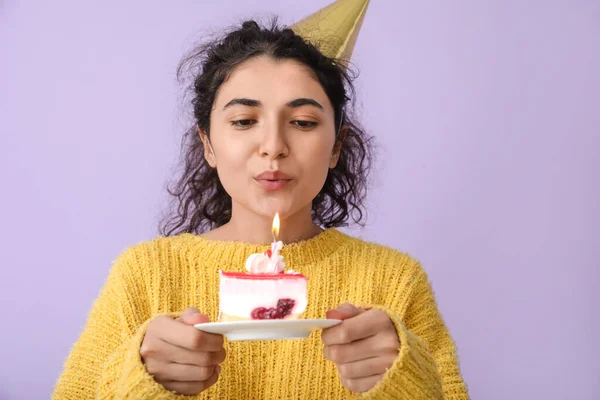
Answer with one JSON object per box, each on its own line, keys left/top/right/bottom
{"left": 291, "top": 0, "right": 370, "bottom": 63}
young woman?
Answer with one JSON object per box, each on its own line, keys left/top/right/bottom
{"left": 53, "top": 10, "right": 469, "bottom": 400}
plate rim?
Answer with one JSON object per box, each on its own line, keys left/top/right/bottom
{"left": 194, "top": 318, "right": 341, "bottom": 331}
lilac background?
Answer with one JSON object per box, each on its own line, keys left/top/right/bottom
{"left": 1, "top": 1, "right": 599, "bottom": 399}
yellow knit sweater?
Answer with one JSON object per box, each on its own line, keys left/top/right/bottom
{"left": 53, "top": 229, "right": 469, "bottom": 399}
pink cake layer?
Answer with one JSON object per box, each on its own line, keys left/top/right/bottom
{"left": 218, "top": 271, "right": 308, "bottom": 320}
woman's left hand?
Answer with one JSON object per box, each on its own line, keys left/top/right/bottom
{"left": 321, "top": 303, "right": 400, "bottom": 393}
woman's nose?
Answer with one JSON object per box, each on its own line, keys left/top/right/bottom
{"left": 258, "top": 121, "right": 289, "bottom": 159}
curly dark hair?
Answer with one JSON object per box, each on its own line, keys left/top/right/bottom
{"left": 160, "top": 19, "right": 374, "bottom": 236}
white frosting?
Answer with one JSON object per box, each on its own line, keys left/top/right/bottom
{"left": 244, "top": 241, "right": 286, "bottom": 273}
{"left": 219, "top": 272, "right": 308, "bottom": 318}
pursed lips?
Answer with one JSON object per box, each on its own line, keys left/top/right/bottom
{"left": 254, "top": 171, "right": 292, "bottom": 191}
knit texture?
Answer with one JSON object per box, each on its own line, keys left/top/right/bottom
{"left": 53, "top": 229, "right": 469, "bottom": 399}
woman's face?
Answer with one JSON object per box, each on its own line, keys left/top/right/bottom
{"left": 203, "top": 56, "right": 341, "bottom": 220}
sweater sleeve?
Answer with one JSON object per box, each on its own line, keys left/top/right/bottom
{"left": 52, "top": 246, "right": 185, "bottom": 400}
{"left": 358, "top": 264, "right": 469, "bottom": 400}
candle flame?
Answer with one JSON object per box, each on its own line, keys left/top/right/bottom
{"left": 272, "top": 213, "right": 280, "bottom": 238}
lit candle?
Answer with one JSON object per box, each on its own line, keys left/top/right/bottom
{"left": 267, "top": 213, "right": 286, "bottom": 273}
{"left": 271, "top": 212, "right": 281, "bottom": 260}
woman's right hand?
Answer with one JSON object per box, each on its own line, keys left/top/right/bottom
{"left": 140, "top": 307, "right": 226, "bottom": 395}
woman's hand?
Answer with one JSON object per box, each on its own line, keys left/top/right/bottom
{"left": 140, "top": 307, "right": 226, "bottom": 395}
{"left": 321, "top": 303, "right": 400, "bottom": 393}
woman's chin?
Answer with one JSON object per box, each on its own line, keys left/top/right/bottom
{"left": 253, "top": 199, "right": 305, "bottom": 220}
{"left": 258, "top": 204, "right": 293, "bottom": 219}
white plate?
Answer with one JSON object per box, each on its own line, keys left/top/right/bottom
{"left": 194, "top": 319, "right": 341, "bottom": 341}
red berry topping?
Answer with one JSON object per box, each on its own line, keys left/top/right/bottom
{"left": 250, "top": 298, "right": 296, "bottom": 320}
{"left": 264, "top": 249, "right": 273, "bottom": 258}
{"left": 251, "top": 307, "right": 267, "bottom": 320}
{"left": 263, "top": 308, "right": 283, "bottom": 319}
{"left": 277, "top": 298, "right": 295, "bottom": 315}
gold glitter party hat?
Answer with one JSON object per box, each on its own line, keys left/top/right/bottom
{"left": 291, "top": 0, "right": 370, "bottom": 63}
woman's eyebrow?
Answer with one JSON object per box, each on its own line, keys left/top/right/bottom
{"left": 286, "top": 98, "right": 324, "bottom": 110}
{"left": 223, "top": 98, "right": 261, "bottom": 110}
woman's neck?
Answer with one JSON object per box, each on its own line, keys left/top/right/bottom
{"left": 202, "top": 203, "right": 323, "bottom": 245}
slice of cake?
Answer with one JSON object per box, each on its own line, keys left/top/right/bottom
{"left": 218, "top": 242, "right": 308, "bottom": 321}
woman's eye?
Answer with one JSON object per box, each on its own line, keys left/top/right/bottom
{"left": 230, "top": 119, "right": 256, "bottom": 129}
{"left": 291, "top": 120, "right": 318, "bottom": 129}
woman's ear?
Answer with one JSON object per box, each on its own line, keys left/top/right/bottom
{"left": 198, "top": 126, "right": 217, "bottom": 168}
{"left": 329, "top": 125, "right": 348, "bottom": 168}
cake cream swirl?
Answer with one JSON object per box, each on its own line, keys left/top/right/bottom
{"left": 245, "top": 241, "right": 287, "bottom": 273}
